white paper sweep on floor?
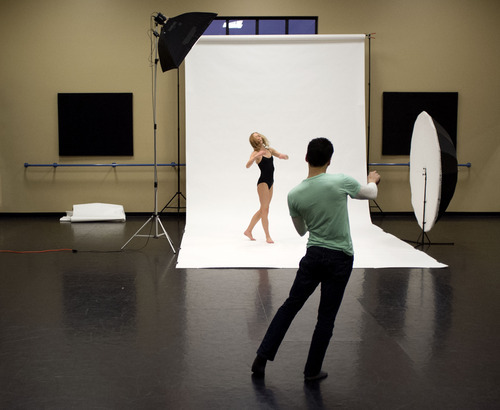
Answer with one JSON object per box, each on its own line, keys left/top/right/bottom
{"left": 177, "top": 35, "right": 446, "bottom": 269}
{"left": 60, "top": 203, "right": 126, "bottom": 223}
{"left": 176, "top": 198, "right": 446, "bottom": 269}
{"left": 176, "top": 212, "right": 446, "bottom": 269}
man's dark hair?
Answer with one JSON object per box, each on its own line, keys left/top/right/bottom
{"left": 306, "top": 138, "right": 334, "bottom": 167}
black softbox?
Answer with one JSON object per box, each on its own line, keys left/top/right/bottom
{"left": 158, "top": 12, "right": 217, "bottom": 72}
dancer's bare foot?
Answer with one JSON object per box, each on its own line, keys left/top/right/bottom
{"left": 266, "top": 237, "right": 274, "bottom": 244}
{"left": 244, "top": 230, "right": 256, "bottom": 241}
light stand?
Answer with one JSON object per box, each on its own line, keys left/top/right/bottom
{"left": 407, "top": 167, "right": 433, "bottom": 248}
{"left": 407, "top": 167, "right": 454, "bottom": 248}
{"left": 122, "top": 15, "right": 175, "bottom": 252}
{"left": 122, "top": 11, "right": 217, "bottom": 251}
{"left": 418, "top": 167, "right": 430, "bottom": 247}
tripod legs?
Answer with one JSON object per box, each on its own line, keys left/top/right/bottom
{"left": 161, "top": 191, "right": 186, "bottom": 213}
{"left": 405, "top": 229, "right": 454, "bottom": 248}
{"left": 121, "top": 214, "right": 176, "bottom": 253}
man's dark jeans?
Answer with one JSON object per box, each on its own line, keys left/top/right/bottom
{"left": 257, "top": 246, "right": 353, "bottom": 377}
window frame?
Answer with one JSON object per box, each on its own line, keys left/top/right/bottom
{"left": 204, "top": 16, "right": 318, "bottom": 35}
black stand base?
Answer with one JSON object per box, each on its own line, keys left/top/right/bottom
{"left": 161, "top": 192, "right": 186, "bottom": 213}
{"left": 405, "top": 231, "right": 454, "bottom": 248}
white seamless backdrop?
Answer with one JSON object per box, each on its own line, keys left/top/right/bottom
{"left": 177, "top": 35, "right": 445, "bottom": 269}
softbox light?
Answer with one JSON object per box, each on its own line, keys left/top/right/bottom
{"left": 158, "top": 12, "right": 217, "bottom": 72}
{"left": 410, "top": 111, "right": 458, "bottom": 232}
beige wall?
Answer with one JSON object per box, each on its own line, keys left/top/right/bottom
{"left": 1, "top": 0, "right": 499, "bottom": 213}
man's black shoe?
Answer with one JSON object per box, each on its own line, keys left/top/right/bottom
{"left": 251, "top": 355, "right": 267, "bottom": 376}
{"left": 304, "top": 371, "right": 328, "bottom": 382}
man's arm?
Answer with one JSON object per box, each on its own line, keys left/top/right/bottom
{"left": 291, "top": 216, "right": 308, "bottom": 236}
{"left": 355, "top": 171, "right": 381, "bottom": 200}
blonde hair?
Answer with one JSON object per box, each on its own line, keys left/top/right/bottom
{"left": 249, "top": 132, "right": 270, "bottom": 150}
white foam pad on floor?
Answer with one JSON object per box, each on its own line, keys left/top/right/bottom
{"left": 60, "top": 203, "right": 126, "bottom": 223}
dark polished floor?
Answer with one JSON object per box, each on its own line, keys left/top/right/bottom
{"left": 0, "top": 213, "right": 499, "bottom": 409}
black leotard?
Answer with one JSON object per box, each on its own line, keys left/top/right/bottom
{"left": 257, "top": 155, "right": 274, "bottom": 189}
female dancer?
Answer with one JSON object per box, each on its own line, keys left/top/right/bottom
{"left": 244, "top": 132, "right": 289, "bottom": 243}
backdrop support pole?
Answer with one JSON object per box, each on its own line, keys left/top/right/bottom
{"left": 366, "top": 33, "right": 383, "bottom": 214}
{"left": 366, "top": 33, "right": 373, "bottom": 168}
{"left": 162, "top": 68, "right": 186, "bottom": 213}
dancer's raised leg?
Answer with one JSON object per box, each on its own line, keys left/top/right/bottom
{"left": 244, "top": 210, "right": 261, "bottom": 240}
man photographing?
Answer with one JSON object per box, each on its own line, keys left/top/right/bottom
{"left": 252, "top": 137, "right": 381, "bottom": 382}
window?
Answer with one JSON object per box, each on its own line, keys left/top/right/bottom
{"left": 204, "top": 17, "right": 318, "bottom": 36}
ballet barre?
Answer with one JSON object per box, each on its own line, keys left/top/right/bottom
{"left": 368, "top": 162, "right": 471, "bottom": 168}
{"left": 24, "top": 162, "right": 471, "bottom": 168}
{"left": 24, "top": 162, "right": 185, "bottom": 168}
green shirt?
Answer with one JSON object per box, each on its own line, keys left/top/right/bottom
{"left": 287, "top": 173, "right": 361, "bottom": 255}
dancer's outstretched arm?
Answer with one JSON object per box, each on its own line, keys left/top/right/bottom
{"left": 269, "top": 147, "right": 289, "bottom": 160}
